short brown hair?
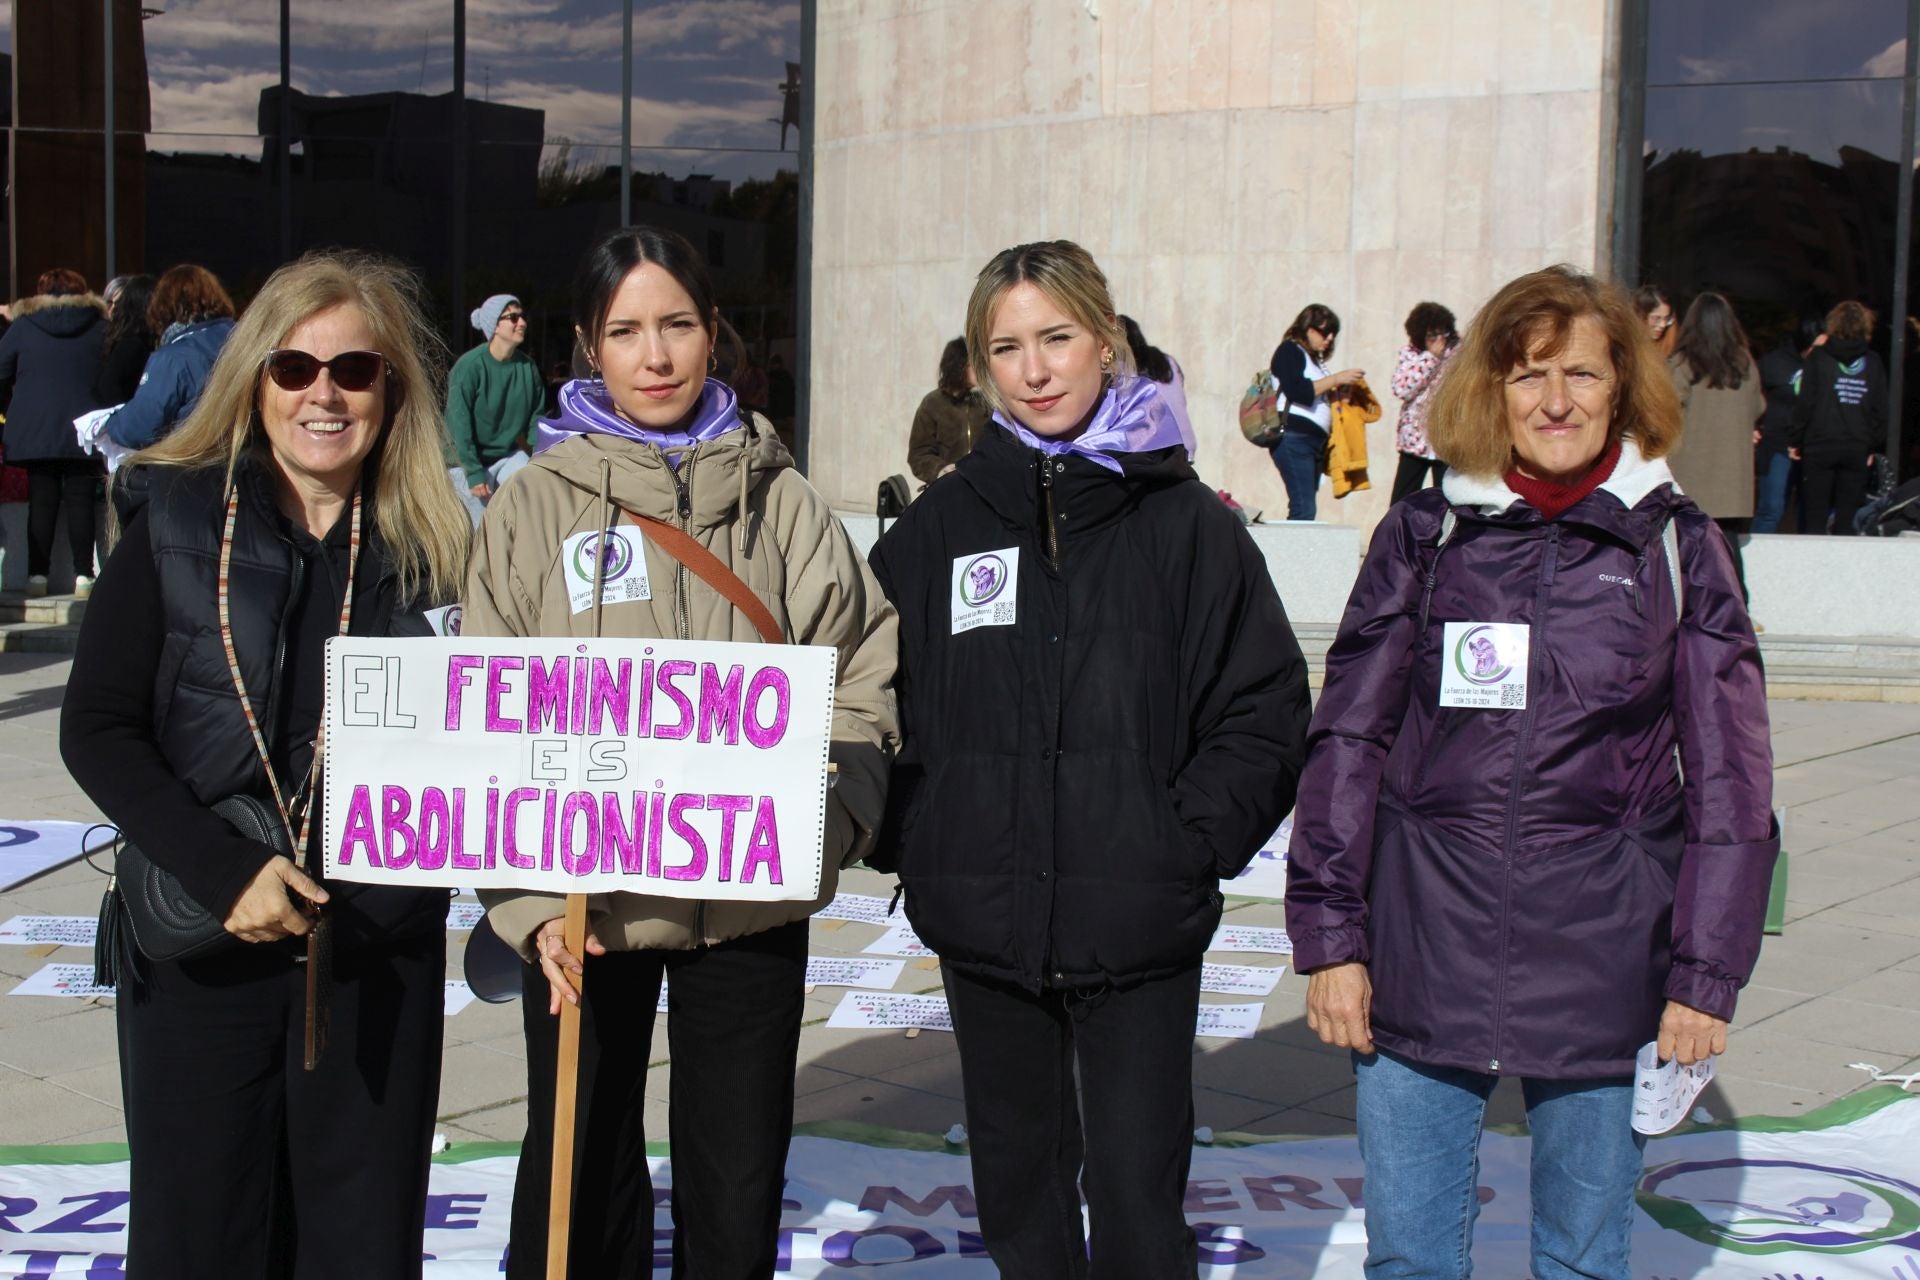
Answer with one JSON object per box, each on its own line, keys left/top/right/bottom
{"left": 147, "top": 264, "right": 236, "bottom": 333}
{"left": 36, "top": 268, "right": 88, "bottom": 297}
{"left": 1428, "top": 265, "right": 1682, "bottom": 477}
{"left": 1825, "top": 300, "right": 1874, "bottom": 343}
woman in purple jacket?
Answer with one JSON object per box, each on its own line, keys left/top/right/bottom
{"left": 1287, "top": 265, "right": 1777, "bottom": 1280}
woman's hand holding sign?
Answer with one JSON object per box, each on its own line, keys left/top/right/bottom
{"left": 536, "top": 914, "right": 607, "bottom": 1014}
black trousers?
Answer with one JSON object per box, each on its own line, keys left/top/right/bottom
{"left": 943, "top": 962, "right": 1204, "bottom": 1280}
{"left": 509, "top": 920, "right": 806, "bottom": 1280}
{"left": 1801, "top": 451, "right": 1871, "bottom": 534}
{"left": 116, "top": 929, "right": 445, "bottom": 1279}
{"left": 24, "top": 457, "right": 101, "bottom": 578}
{"left": 1389, "top": 452, "right": 1447, "bottom": 504}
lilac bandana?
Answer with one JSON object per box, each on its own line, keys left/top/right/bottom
{"left": 536, "top": 377, "right": 742, "bottom": 462}
{"left": 991, "top": 374, "right": 1187, "bottom": 474}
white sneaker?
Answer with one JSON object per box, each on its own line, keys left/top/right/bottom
{"left": 74, "top": 575, "right": 95, "bottom": 599}
{"left": 26, "top": 575, "right": 47, "bottom": 598}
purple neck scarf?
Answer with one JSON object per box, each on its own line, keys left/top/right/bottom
{"left": 536, "top": 377, "right": 742, "bottom": 463}
{"left": 991, "top": 374, "right": 1187, "bottom": 474}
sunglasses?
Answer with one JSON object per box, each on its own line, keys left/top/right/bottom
{"left": 265, "top": 348, "right": 388, "bottom": 393}
{"left": 498, "top": 312, "right": 526, "bottom": 324}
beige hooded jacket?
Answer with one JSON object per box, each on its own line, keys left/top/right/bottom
{"left": 468, "top": 420, "right": 898, "bottom": 958}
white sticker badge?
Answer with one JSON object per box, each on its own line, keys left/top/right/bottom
{"left": 951, "top": 547, "right": 1018, "bottom": 634}
{"left": 1439, "top": 621, "right": 1530, "bottom": 710}
{"left": 562, "top": 526, "right": 652, "bottom": 615}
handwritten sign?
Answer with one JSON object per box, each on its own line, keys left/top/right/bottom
{"left": 0, "top": 915, "right": 98, "bottom": 947}
{"left": 825, "top": 991, "right": 953, "bottom": 1032}
{"left": 10, "top": 964, "right": 114, "bottom": 1000}
{"left": 1209, "top": 924, "right": 1292, "bottom": 955}
{"left": 322, "top": 637, "right": 837, "bottom": 902}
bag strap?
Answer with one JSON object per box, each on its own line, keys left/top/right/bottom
{"left": 617, "top": 507, "right": 787, "bottom": 646}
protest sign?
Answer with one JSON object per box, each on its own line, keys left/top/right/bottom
{"left": 0, "top": 821, "right": 104, "bottom": 892}
{"left": 9, "top": 964, "right": 113, "bottom": 1000}
{"left": 862, "top": 922, "right": 934, "bottom": 959}
{"left": 815, "top": 893, "right": 897, "bottom": 926}
{"left": 1194, "top": 1003, "right": 1264, "bottom": 1040}
{"left": 322, "top": 637, "right": 837, "bottom": 902}
{"left": 445, "top": 981, "right": 478, "bottom": 1017}
{"left": 1201, "top": 963, "right": 1286, "bottom": 996}
{"left": 0, "top": 916, "right": 97, "bottom": 947}
{"left": 825, "top": 991, "right": 953, "bottom": 1032}
{"left": 1209, "top": 924, "right": 1292, "bottom": 955}
{"left": 14, "top": 1089, "right": 1918, "bottom": 1275}
{"left": 806, "top": 956, "right": 905, "bottom": 991}
{"left": 447, "top": 901, "right": 486, "bottom": 932}
{"left": 1226, "top": 816, "right": 1291, "bottom": 901}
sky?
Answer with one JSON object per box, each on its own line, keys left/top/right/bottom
{"left": 0, "top": 0, "right": 802, "bottom": 183}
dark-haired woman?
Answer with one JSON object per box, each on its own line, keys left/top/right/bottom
{"left": 1270, "top": 304, "right": 1364, "bottom": 520}
{"left": 907, "top": 335, "right": 992, "bottom": 483}
{"left": 93, "top": 273, "right": 158, "bottom": 406}
{"left": 0, "top": 267, "right": 108, "bottom": 596}
{"left": 1122, "top": 314, "right": 1195, "bottom": 458}
{"left": 1668, "top": 292, "right": 1764, "bottom": 589}
{"left": 1791, "top": 301, "right": 1886, "bottom": 535}
{"left": 469, "top": 225, "right": 897, "bottom": 1279}
{"left": 105, "top": 263, "right": 237, "bottom": 450}
{"left": 1388, "top": 301, "right": 1455, "bottom": 503}
{"left": 1635, "top": 283, "right": 1677, "bottom": 361}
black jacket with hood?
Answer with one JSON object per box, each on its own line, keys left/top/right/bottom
{"left": 1791, "top": 339, "right": 1886, "bottom": 459}
{"left": 869, "top": 420, "right": 1312, "bottom": 993}
{"left": 0, "top": 292, "right": 107, "bottom": 463}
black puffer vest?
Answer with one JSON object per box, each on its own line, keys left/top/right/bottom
{"left": 127, "top": 458, "right": 443, "bottom": 941}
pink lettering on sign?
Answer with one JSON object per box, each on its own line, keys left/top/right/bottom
{"left": 445, "top": 655, "right": 481, "bottom": 730}
{"left": 485, "top": 657, "right": 524, "bottom": 733}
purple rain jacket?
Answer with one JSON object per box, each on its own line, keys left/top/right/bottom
{"left": 1285, "top": 440, "right": 1778, "bottom": 1079}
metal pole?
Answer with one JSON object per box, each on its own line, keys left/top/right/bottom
{"left": 1887, "top": 0, "right": 1920, "bottom": 480}
{"left": 279, "top": 0, "right": 292, "bottom": 260}
{"left": 452, "top": 0, "right": 468, "bottom": 341}
{"left": 793, "top": 0, "right": 816, "bottom": 474}
{"left": 102, "top": 0, "right": 115, "bottom": 282}
{"left": 1608, "top": 0, "right": 1648, "bottom": 285}
{"left": 620, "top": 0, "right": 633, "bottom": 226}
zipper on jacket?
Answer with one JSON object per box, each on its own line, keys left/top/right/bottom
{"left": 1039, "top": 457, "right": 1061, "bottom": 571}
{"left": 1487, "top": 524, "right": 1560, "bottom": 1074}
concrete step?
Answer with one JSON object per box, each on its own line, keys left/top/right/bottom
{"left": 0, "top": 594, "right": 87, "bottom": 626}
{"left": 0, "top": 622, "right": 82, "bottom": 654}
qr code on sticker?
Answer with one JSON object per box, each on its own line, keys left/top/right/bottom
{"left": 1500, "top": 685, "right": 1525, "bottom": 708}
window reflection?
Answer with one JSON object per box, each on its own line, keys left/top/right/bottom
{"left": 1647, "top": 0, "right": 1907, "bottom": 87}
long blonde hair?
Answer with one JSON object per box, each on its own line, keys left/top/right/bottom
{"left": 963, "top": 240, "right": 1133, "bottom": 417}
{"left": 134, "top": 250, "right": 470, "bottom": 605}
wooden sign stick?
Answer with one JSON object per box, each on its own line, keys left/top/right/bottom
{"left": 545, "top": 891, "right": 590, "bottom": 1280}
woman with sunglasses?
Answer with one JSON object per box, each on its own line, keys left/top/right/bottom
{"left": 1270, "top": 303, "right": 1365, "bottom": 520}
{"left": 467, "top": 225, "right": 897, "bottom": 1278}
{"left": 60, "top": 251, "right": 470, "bottom": 1279}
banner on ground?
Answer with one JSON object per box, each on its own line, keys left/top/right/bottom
{"left": 322, "top": 637, "right": 837, "bottom": 902}
{"left": 2, "top": 1090, "right": 1916, "bottom": 1276}
{"left": 0, "top": 822, "right": 107, "bottom": 892}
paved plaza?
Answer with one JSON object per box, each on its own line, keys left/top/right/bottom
{"left": 0, "top": 652, "right": 1917, "bottom": 1151}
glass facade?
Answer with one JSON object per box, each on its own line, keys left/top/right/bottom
{"left": 1634, "top": 0, "right": 1916, "bottom": 475}
{"left": 4, "top": 0, "right": 804, "bottom": 435}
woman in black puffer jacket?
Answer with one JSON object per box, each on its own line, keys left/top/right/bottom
{"left": 870, "top": 239, "right": 1311, "bottom": 1280}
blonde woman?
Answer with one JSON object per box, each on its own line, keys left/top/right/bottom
{"left": 868, "top": 240, "right": 1311, "bottom": 1277}
{"left": 61, "top": 250, "right": 469, "bottom": 1279}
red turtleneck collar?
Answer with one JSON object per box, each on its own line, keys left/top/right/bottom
{"left": 1504, "top": 438, "right": 1622, "bottom": 520}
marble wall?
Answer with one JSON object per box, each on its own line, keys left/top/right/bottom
{"left": 808, "top": 0, "right": 1621, "bottom": 531}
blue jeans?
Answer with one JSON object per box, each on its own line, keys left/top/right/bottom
{"left": 1752, "top": 450, "right": 1793, "bottom": 534}
{"left": 1270, "top": 425, "right": 1325, "bottom": 521}
{"left": 1354, "top": 1049, "right": 1645, "bottom": 1280}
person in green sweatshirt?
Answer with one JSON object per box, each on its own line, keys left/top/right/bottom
{"left": 446, "top": 292, "right": 543, "bottom": 524}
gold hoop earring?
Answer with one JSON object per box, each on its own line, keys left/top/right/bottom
{"left": 1100, "top": 347, "right": 1114, "bottom": 371}
{"left": 708, "top": 352, "right": 718, "bottom": 374}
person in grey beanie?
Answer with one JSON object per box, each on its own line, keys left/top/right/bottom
{"left": 446, "top": 292, "right": 541, "bottom": 524}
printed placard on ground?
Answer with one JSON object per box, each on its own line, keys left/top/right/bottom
{"left": 814, "top": 893, "right": 897, "bottom": 925}
{"left": 1209, "top": 924, "right": 1293, "bottom": 955}
{"left": 3, "top": 1089, "right": 1919, "bottom": 1275}
{"left": 322, "top": 636, "right": 837, "bottom": 903}
{"left": 0, "top": 820, "right": 106, "bottom": 892}
{"left": 1202, "top": 963, "right": 1287, "bottom": 996}
{"left": 444, "top": 980, "right": 477, "bottom": 1017}
{"left": 1195, "top": 1002, "right": 1265, "bottom": 1039}
{"left": 1226, "top": 816, "right": 1291, "bottom": 901}
{"left": 824, "top": 990, "right": 952, "bottom": 1032}
{"left": 862, "top": 921, "right": 934, "bottom": 959}
{"left": 806, "top": 956, "right": 905, "bottom": 991}
{"left": 0, "top": 915, "right": 98, "bottom": 947}
{"left": 10, "top": 963, "right": 113, "bottom": 1000}
{"left": 447, "top": 901, "right": 486, "bottom": 932}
